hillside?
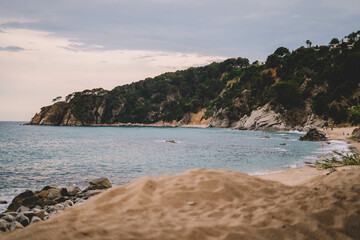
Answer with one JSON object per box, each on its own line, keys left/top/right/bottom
{"left": 29, "top": 30, "right": 360, "bottom": 131}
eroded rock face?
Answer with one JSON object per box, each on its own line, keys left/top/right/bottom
{"left": 352, "top": 128, "right": 360, "bottom": 141}
{"left": 28, "top": 102, "right": 70, "bottom": 126}
{"left": 209, "top": 109, "right": 230, "bottom": 128}
{"left": 299, "top": 128, "right": 327, "bottom": 141}
{"left": 233, "top": 104, "right": 289, "bottom": 131}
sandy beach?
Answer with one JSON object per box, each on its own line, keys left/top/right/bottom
{"left": 2, "top": 127, "right": 360, "bottom": 240}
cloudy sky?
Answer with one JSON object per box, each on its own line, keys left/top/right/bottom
{"left": 0, "top": 0, "right": 359, "bottom": 121}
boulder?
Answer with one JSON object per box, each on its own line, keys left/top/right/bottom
{"left": 352, "top": 128, "right": 360, "bottom": 141}
{"left": 9, "top": 221, "right": 24, "bottom": 231}
{"left": 15, "top": 213, "right": 30, "bottom": 227}
{"left": 63, "top": 200, "right": 74, "bottom": 208}
{"left": 30, "top": 216, "right": 42, "bottom": 224}
{"left": 67, "top": 186, "right": 81, "bottom": 196}
{"left": 6, "top": 190, "right": 34, "bottom": 212}
{"left": 1, "top": 214, "right": 15, "bottom": 222}
{"left": 46, "top": 188, "right": 62, "bottom": 200}
{"left": 84, "top": 178, "right": 112, "bottom": 191}
{"left": 42, "top": 200, "right": 58, "bottom": 207}
{"left": 33, "top": 209, "right": 45, "bottom": 220}
{"left": 16, "top": 205, "right": 30, "bottom": 213}
{"left": 21, "top": 195, "right": 39, "bottom": 208}
{"left": 55, "top": 196, "right": 67, "bottom": 203}
{"left": 23, "top": 211, "right": 36, "bottom": 220}
{"left": 0, "top": 200, "right": 7, "bottom": 204}
{"left": 80, "top": 190, "right": 104, "bottom": 199}
{"left": 0, "top": 219, "right": 9, "bottom": 232}
{"left": 299, "top": 128, "right": 327, "bottom": 141}
{"left": 60, "top": 188, "right": 69, "bottom": 196}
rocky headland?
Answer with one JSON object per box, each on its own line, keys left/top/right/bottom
{"left": 27, "top": 30, "right": 360, "bottom": 132}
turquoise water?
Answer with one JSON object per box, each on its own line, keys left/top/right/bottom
{"left": 0, "top": 121, "right": 350, "bottom": 212}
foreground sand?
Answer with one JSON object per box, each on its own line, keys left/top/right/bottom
{"left": 3, "top": 167, "right": 360, "bottom": 240}
{"left": 3, "top": 127, "right": 360, "bottom": 240}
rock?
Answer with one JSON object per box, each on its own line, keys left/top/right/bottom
{"left": 209, "top": 108, "right": 230, "bottom": 128}
{"left": 60, "top": 188, "right": 69, "bottom": 196}
{"left": 84, "top": 178, "right": 112, "bottom": 191}
{"left": 23, "top": 211, "right": 36, "bottom": 220}
{"left": 33, "top": 209, "right": 45, "bottom": 220}
{"left": 9, "top": 221, "right": 24, "bottom": 231}
{"left": 54, "top": 204, "right": 65, "bottom": 211}
{"left": 7, "top": 212, "right": 18, "bottom": 217}
{"left": 21, "top": 195, "right": 39, "bottom": 208}
{"left": 299, "top": 128, "right": 327, "bottom": 141}
{"left": 67, "top": 186, "right": 81, "bottom": 196}
{"left": 233, "top": 104, "right": 289, "bottom": 131}
{"left": 46, "top": 188, "right": 62, "bottom": 200}
{"left": 279, "top": 143, "right": 286, "bottom": 146}
{"left": 55, "top": 196, "right": 67, "bottom": 203}
{"left": 260, "top": 136, "right": 270, "bottom": 139}
{"left": 30, "top": 216, "right": 41, "bottom": 224}
{"left": 165, "top": 140, "right": 176, "bottom": 143}
{"left": 81, "top": 190, "right": 103, "bottom": 199}
{"left": 17, "top": 205, "right": 30, "bottom": 213}
{"left": 0, "top": 200, "right": 7, "bottom": 204}
{"left": 0, "top": 219, "right": 9, "bottom": 232}
{"left": 178, "top": 112, "right": 191, "bottom": 125}
{"left": 42, "top": 200, "right": 58, "bottom": 207}
{"left": 352, "top": 128, "right": 360, "bottom": 141}
{"left": 15, "top": 213, "right": 30, "bottom": 227}
{"left": 41, "top": 185, "right": 57, "bottom": 191}
{"left": 63, "top": 200, "right": 74, "bottom": 208}
{"left": 1, "top": 214, "right": 15, "bottom": 222}
{"left": 301, "top": 114, "right": 328, "bottom": 132}
{"left": 6, "top": 190, "right": 34, "bottom": 212}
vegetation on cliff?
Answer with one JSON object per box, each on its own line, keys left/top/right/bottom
{"left": 30, "top": 30, "right": 360, "bottom": 127}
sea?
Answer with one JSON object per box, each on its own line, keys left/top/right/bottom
{"left": 0, "top": 121, "right": 352, "bottom": 212}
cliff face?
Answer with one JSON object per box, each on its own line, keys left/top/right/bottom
{"left": 28, "top": 30, "right": 360, "bottom": 130}
{"left": 29, "top": 103, "right": 81, "bottom": 126}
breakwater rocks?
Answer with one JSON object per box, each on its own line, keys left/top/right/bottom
{"left": 0, "top": 178, "right": 112, "bottom": 232}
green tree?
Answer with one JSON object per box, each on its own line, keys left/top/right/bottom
{"left": 266, "top": 54, "right": 283, "bottom": 68}
{"left": 329, "top": 38, "right": 340, "bottom": 45}
{"left": 274, "top": 47, "right": 290, "bottom": 56}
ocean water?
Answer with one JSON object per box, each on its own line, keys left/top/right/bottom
{"left": 0, "top": 121, "right": 351, "bottom": 212}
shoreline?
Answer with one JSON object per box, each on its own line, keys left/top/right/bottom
{"left": 258, "top": 126, "right": 360, "bottom": 185}
{"left": 1, "top": 127, "right": 360, "bottom": 239}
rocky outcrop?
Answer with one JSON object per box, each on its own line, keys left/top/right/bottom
{"left": 1, "top": 178, "right": 112, "bottom": 232}
{"left": 301, "top": 114, "right": 328, "bottom": 132}
{"left": 233, "top": 104, "right": 289, "bottom": 131}
{"left": 352, "top": 128, "right": 360, "bottom": 141}
{"left": 209, "top": 108, "right": 230, "bottom": 128}
{"left": 299, "top": 128, "right": 327, "bottom": 141}
{"left": 29, "top": 102, "right": 69, "bottom": 125}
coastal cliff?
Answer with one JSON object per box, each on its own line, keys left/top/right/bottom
{"left": 29, "top": 31, "right": 360, "bottom": 130}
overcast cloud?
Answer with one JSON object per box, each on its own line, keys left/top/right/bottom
{"left": 0, "top": 0, "right": 359, "bottom": 120}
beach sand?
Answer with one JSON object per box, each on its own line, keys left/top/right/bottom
{"left": 3, "top": 127, "right": 360, "bottom": 240}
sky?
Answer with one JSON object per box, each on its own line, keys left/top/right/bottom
{"left": 0, "top": 0, "right": 359, "bottom": 121}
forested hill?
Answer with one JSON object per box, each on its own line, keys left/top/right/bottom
{"left": 29, "top": 30, "right": 360, "bottom": 131}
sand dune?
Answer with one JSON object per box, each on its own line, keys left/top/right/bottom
{"left": 3, "top": 168, "right": 360, "bottom": 240}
